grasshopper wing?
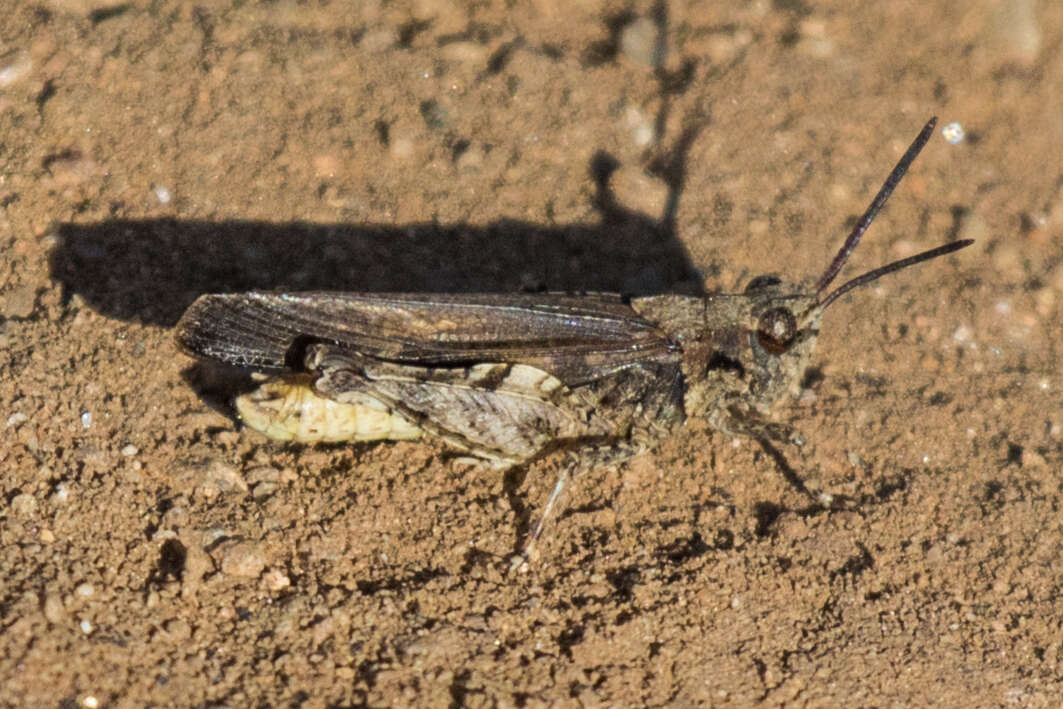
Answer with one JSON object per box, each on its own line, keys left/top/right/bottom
{"left": 176, "top": 291, "right": 679, "bottom": 386}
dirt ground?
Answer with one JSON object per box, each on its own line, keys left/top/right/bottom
{"left": 2, "top": 1, "right": 1061, "bottom": 706}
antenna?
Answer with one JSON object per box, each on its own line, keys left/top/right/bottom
{"left": 814, "top": 117, "right": 938, "bottom": 296}
{"left": 819, "top": 239, "right": 973, "bottom": 309}
{"left": 810, "top": 117, "right": 971, "bottom": 307}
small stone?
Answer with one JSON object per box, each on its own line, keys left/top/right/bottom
{"left": 251, "top": 481, "right": 279, "bottom": 501}
{"left": 245, "top": 466, "right": 279, "bottom": 485}
{"left": 199, "top": 461, "right": 248, "bottom": 500}
{"left": 440, "top": 41, "right": 488, "bottom": 65}
{"left": 623, "top": 106, "right": 655, "bottom": 148}
{"left": 10, "top": 493, "right": 37, "bottom": 516}
{"left": 220, "top": 541, "right": 267, "bottom": 578}
{"left": 2, "top": 284, "right": 38, "bottom": 319}
{"left": 39, "top": 528, "right": 55, "bottom": 543}
{"left": 6, "top": 412, "right": 28, "bottom": 427}
{"left": 75, "top": 583, "right": 95, "bottom": 598}
{"left": 620, "top": 17, "right": 660, "bottom": 67}
{"left": 43, "top": 593, "right": 66, "bottom": 624}
{"left": 163, "top": 618, "right": 191, "bottom": 641}
{"left": 795, "top": 18, "right": 835, "bottom": 57}
{"left": 0, "top": 50, "right": 32, "bottom": 87}
{"left": 263, "top": 568, "right": 291, "bottom": 591}
{"left": 388, "top": 120, "right": 417, "bottom": 161}
{"left": 79, "top": 619, "right": 93, "bottom": 634}
{"left": 941, "top": 122, "right": 965, "bottom": 145}
{"left": 121, "top": 444, "right": 139, "bottom": 457}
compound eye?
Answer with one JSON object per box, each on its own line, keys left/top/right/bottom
{"left": 757, "top": 307, "right": 797, "bottom": 354}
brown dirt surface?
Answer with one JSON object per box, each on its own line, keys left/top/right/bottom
{"left": 2, "top": 1, "right": 1062, "bottom": 706}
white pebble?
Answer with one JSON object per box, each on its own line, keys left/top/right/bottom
{"left": 121, "top": 444, "right": 139, "bottom": 457}
{"left": 152, "top": 184, "right": 172, "bottom": 205}
{"left": 80, "top": 619, "right": 93, "bottom": 634}
{"left": 53, "top": 483, "right": 70, "bottom": 504}
{"left": 82, "top": 696, "right": 99, "bottom": 709}
{"left": 619, "top": 17, "right": 660, "bottom": 67}
{"left": 624, "top": 106, "right": 655, "bottom": 148}
{"left": 0, "top": 51, "right": 31, "bottom": 87}
{"left": 942, "top": 122, "right": 965, "bottom": 144}
{"left": 80, "top": 411, "right": 92, "bottom": 429}
{"left": 6, "top": 412, "right": 27, "bottom": 427}
{"left": 75, "top": 583, "right": 95, "bottom": 598}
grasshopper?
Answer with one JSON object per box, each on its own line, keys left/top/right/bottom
{"left": 175, "top": 117, "right": 971, "bottom": 567}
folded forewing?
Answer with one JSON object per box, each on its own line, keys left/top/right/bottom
{"left": 176, "top": 291, "right": 678, "bottom": 385}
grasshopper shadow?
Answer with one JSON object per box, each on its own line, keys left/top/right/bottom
{"left": 49, "top": 159, "right": 701, "bottom": 328}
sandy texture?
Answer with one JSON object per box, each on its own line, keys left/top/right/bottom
{"left": 2, "top": 1, "right": 1062, "bottom": 706}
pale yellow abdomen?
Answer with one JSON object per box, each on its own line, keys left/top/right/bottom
{"left": 235, "top": 376, "right": 422, "bottom": 443}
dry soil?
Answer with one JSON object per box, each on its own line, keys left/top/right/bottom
{"left": 2, "top": 1, "right": 1062, "bottom": 706}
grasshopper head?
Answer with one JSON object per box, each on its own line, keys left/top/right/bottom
{"left": 729, "top": 275, "right": 823, "bottom": 410}
{"left": 708, "top": 117, "right": 973, "bottom": 416}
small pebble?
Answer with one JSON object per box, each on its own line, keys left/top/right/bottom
{"left": 619, "top": 17, "right": 661, "bottom": 67}
{"left": 43, "top": 594, "right": 66, "bottom": 624}
{"left": 80, "top": 411, "right": 92, "bottom": 429}
{"left": 80, "top": 619, "right": 93, "bottom": 634}
{"left": 440, "top": 40, "right": 488, "bottom": 65}
{"left": 152, "top": 184, "right": 172, "bottom": 205}
{"left": 1, "top": 284, "right": 38, "bottom": 319}
{"left": 121, "top": 444, "right": 139, "bottom": 457}
{"left": 53, "top": 483, "right": 70, "bottom": 504}
{"left": 75, "top": 583, "right": 95, "bottom": 598}
{"left": 0, "top": 50, "right": 31, "bottom": 87}
{"left": 10, "top": 493, "right": 37, "bottom": 516}
{"left": 245, "top": 466, "right": 279, "bottom": 485}
{"left": 82, "top": 696, "right": 99, "bottom": 709}
{"left": 263, "top": 568, "right": 291, "bottom": 591}
{"left": 6, "top": 412, "right": 27, "bottom": 427}
{"left": 388, "top": 123, "right": 416, "bottom": 160}
{"left": 251, "top": 481, "right": 279, "bottom": 500}
{"left": 623, "top": 106, "right": 655, "bottom": 148}
{"left": 942, "top": 122, "right": 965, "bottom": 144}
{"left": 163, "top": 618, "right": 191, "bottom": 641}
{"left": 198, "top": 460, "right": 248, "bottom": 499}
{"left": 796, "top": 19, "right": 835, "bottom": 58}
{"left": 220, "top": 541, "right": 267, "bottom": 578}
